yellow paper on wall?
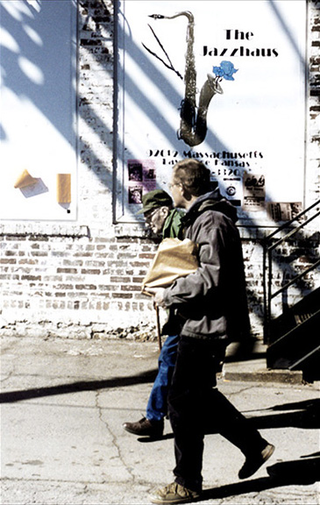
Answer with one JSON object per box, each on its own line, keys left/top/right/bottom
{"left": 14, "top": 169, "right": 38, "bottom": 189}
{"left": 57, "top": 174, "right": 71, "bottom": 203}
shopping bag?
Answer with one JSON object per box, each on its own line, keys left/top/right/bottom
{"left": 141, "top": 238, "right": 199, "bottom": 295}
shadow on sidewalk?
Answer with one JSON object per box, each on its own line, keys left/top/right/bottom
{"left": 136, "top": 398, "right": 320, "bottom": 443}
{"left": 198, "top": 398, "right": 320, "bottom": 435}
{"left": 201, "top": 456, "right": 320, "bottom": 502}
{"left": 247, "top": 398, "right": 320, "bottom": 430}
{"left": 0, "top": 368, "right": 158, "bottom": 404}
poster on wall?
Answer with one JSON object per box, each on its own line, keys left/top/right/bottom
{"left": 115, "top": 0, "right": 306, "bottom": 227}
{"left": 0, "top": 0, "right": 77, "bottom": 221}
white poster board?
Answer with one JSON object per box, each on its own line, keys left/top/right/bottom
{"left": 116, "top": 0, "right": 306, "bottom": 226}
{"left": 0, "top": 0, "right": 77, "bottom": 221}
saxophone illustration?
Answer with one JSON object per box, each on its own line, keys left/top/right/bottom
{"left": 146, "top": 12, "right": 223, "bottom": 147}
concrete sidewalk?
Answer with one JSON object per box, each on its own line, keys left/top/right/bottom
{"left": 1, "top": 336, "right": 319, "bottom": 505}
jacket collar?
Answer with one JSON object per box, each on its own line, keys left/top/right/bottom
{"left": 182, "top": 190, "right": 238, "bottom": 226}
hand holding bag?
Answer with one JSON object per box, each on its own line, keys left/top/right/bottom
{"left": 141, "top": 238, "right": 199, "bottom": 295}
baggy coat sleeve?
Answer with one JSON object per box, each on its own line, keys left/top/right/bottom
{"left": 162, "top": 209, "right": 251, "bottom": 341}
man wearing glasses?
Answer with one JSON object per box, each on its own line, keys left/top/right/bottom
{"left": 123, "top": 189, "right": 184, "bottom": 439}
{"left": 140, "top": 189, "right": 185, "bottom": 239}
{"left": 148, "top": 160, "right": 275, "bottom": 504}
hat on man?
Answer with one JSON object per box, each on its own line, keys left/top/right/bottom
{"left": 136, "top": 189, "right": 173, "bottom": 215}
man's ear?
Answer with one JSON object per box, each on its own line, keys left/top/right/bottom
{"left": 160, "top": 206, "right": 170, "bottom": 218}
{"left": 181, "top": 185, "right": 192, "bottom": 202}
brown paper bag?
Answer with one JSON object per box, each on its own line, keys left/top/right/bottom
{"left": 142, "top": 238, "right": 198, "bottom": 294}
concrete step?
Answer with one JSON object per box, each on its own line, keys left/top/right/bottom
{"left": 223, "top": 340, "right": 304, "bottom": 385}
{"left": 223, "top": 358, "right": 304, "bottom": 385}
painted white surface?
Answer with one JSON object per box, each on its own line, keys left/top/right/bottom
{"left": 0, "top": 0, "right": 77, "bottom": 220}
{"left": 116, "top": 0, "right": 306, "bottom": 225}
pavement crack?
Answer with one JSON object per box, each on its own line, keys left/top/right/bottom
{"left": 0, "top": 364, "right": 16, "bottom": 385}
{"left": 225, "top": 384, "right": 261, "bottom": 397}
{"left": 95, "top": 390, "right": 135, "bottom": 481}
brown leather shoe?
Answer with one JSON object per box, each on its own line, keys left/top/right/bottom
{"left": 239, "top": 443, "right": 275, "bottom": 479}
{"left": 123, "top": 417, "right": 164, "bottom": 438}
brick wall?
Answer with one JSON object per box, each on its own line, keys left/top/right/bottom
{"left": 0, "top": 231, "right": 158, "bottom": 338}
{"left": 308, "top": 0, "right": 320, "bottom": 203}
{"left": 0, "top": 0, "right": 319, "bottom": 340}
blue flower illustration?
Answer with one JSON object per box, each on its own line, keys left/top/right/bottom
{"left": 213, "top": 61, "right": 238, "bottom": 81}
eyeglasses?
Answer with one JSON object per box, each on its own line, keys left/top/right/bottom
{"left": 168, "top": 182, "right": 181, "bottom": 190}
{"left": 144, "top": 207, "right": 161, "bottom": 223}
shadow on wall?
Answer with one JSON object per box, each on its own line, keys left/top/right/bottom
{"left": 1, "top": 0, "right": 315, "bottom": 329}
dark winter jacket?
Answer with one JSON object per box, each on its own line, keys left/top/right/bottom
{"left": 163, "top": 190, "right": 251, "bottom": 342}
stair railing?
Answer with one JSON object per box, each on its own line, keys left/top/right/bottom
{"left": 263, "top": 199, "right": 320, "bottom": 345}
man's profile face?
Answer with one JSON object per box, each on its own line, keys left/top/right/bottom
{"left": 144, "top": 207, "right": 168, "bottom": 235}
{"left": 170, "top": 178, "right": 185, "bottom": 208}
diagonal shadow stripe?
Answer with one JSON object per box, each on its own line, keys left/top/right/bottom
{"left": 0, "top": 368, "right": 158, "bottom": 404}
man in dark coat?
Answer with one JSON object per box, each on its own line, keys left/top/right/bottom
{"left": 148, "top": 160, "right": 275, "bottom": 504}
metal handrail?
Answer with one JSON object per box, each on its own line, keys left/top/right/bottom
{"left": 263, "top": 199, "right": 320, "bottom": 344}
{"left": 271, "top": 258, "right": 320, "bottom": 299}
{"left": 263, "top": 198, "right": 320, "bottom": 241}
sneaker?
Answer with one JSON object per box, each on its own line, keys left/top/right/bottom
{"left": 122, "top": 417, "right": 164, "bottom": 438}
{"left": 150, "top": 482, "right": 201, "bottom": 504}
{"left": 238, "top": 443, "right": 275, "bottom": 479}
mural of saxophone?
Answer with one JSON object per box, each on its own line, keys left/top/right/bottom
{"left": 143, "top": 12, "right": 238, "bottom": 147}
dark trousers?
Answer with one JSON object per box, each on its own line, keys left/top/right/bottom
{"left": 168, "top": 336, "right": 267, "bottom": 492}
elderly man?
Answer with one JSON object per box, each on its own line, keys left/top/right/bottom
{"left": 123, "top": 189, "right": 184, "bottom": 438}
{"left": 137, "top": 189, "right": 184, "bottom": 239}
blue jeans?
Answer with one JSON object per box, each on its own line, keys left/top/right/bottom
{"left": 146, "top": 334, "right": 179, "bottom": 422}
